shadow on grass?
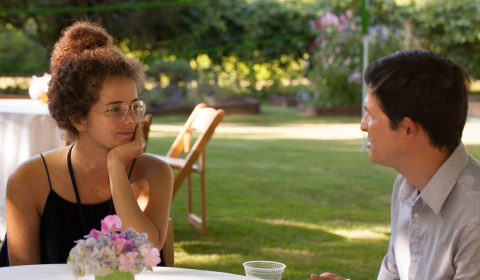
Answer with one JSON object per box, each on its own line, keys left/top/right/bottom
{"left": 148, "top": 137, "right": 393, "bottom": 279}
{"left": 173, "top": 217, "right": 388, "bottom": 279}
{"left": 148, "top": 132, "right": 480, "bottom": 279}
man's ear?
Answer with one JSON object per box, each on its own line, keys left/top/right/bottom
{"left": 400, "top": 117, "right": 418, "bottom": 139}
{"left": 68, "top": 114, "right": 87, "bottom": 132}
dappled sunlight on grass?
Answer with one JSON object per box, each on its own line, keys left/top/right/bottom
{"left": 151, "top": 123, "right": 364, "bottom": 141}
{"left": 259, "top": 218, "right": 389, "bottom": 241}
{"left": 175, "top": 251, "right": 244, "bottom": 266}
{"left": 259, "top": 218, "right": 324, "bottom": 230}
{"left": 175, "top": 240, "right": 244, "bottom": 268}
{"left": 150, "top": 121, "right": 480, "bottom": 143}
{"left": 327, "top": 227, "right": 389, "bottom": 241}
{"left": 147, "top": 110, "right": 399, "bottom": 279}
{"left": 262, "top": 247, "right": 316, "bottom": 258}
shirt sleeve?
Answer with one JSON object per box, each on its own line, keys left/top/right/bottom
{"left": 377, "top": 249, "right": 400, "bottom": 280}
{"left": 377, "top": 176, "right": 402, "bottom": 280}
{"left": 453, "top": 217, "right": 480, "bottom": 279}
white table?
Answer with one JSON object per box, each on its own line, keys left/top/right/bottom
{"left": 0, "top": 99, "right": 63, "bottom": 238}
{"left": 0, "top": 264, "right": 247, "bottom": 279}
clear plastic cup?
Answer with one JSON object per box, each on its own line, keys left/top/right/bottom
{"left": 243, "top": 260, "right": 286, "bottom": 280}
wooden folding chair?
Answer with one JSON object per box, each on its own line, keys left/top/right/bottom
{"left": 162, "top": 218, "right": 175, "bottom": 267}
{"left": 151, "top": 103, "right": 224, "bottom": 234}
{"left": 142, "top": 114, "right": 153, "bottom": 152}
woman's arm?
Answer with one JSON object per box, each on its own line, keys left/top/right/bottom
{"left": 107, "top": 124, "right": 173, "bottom": 249}
{"left": 6, "top": 158, "right": 44, "bottom": 265}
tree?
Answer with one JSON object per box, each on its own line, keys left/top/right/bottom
{"left": 412, "top": 0, "right": 480, "bottom": 78}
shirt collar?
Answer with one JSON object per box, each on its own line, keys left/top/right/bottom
{"left": 420, "top": 143, "right": 469, "bottom": 214}
{"left": 398, "top": 178, "right": 420, "bottom": 206}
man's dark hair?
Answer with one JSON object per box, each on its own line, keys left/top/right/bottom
{"left": 364, "top": 50, "right": 470, "bottom": 152}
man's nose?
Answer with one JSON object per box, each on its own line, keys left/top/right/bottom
{"left": 360, "top": 114, "right": 368, "bottom": 132}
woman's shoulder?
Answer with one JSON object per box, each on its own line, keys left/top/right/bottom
{"left": 7, "top": 155, "right": 48, "bottom": 202}
{"left": 134, "top": 153, "right": 173, "bottom": 181}
{"left": 8, "top": 147, "right": 68, "bottom": 191}
{"left": 9, "top": 155, "right": 45, "bottom": 183}
{"left": 138, "top": 153, "right": 171, "bottom": 170}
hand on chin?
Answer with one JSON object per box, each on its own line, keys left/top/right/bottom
{"left": 108, "top": 124, "right": 144, "bottom": 165}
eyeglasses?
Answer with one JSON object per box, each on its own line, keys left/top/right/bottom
{"left": 92, "top": 100, "right": 147, "bottom": 123}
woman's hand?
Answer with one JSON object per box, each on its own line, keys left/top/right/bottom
{"left": 107, "top": 123, "right": 144, "bottom": 168}
{"left": 311, "top": 272, "right": 349, "bottom": 280}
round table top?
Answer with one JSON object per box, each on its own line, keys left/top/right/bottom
{"left": 0, "top": 264, "right": 246, "bottom": 279}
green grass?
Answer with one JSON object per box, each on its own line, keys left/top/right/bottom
{"left": 151, "top": 104, "right": 360, "bottom": 126}
{"left": 147, "top": 105, "right": 480, "bottom": 280}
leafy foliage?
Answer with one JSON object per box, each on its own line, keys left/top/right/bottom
{"left": 412, "top": 0, "right": 480, "bottom": 78}
{"left": 307, "top": 10, "right": 363, "bottom": 107}
{"left": 0, "top": 24, "right": 48, "bottom": 75}
{"left": 305, "top": 8, "right": 415, "bottom": 108}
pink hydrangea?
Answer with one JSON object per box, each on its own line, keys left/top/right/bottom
{"left": 140, "top": 245, "right": 161, "bottom": 268}
{"left": 101, "top": 215, "right": 122, "bottom": 233}
{"left": 119, "top": 252, "right": 139, "bottom": 273}
{"left": 68, "top": 215, "right": 161, "bottom": 278}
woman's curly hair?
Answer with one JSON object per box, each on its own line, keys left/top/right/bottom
{"left": 48, "top": 21, "right": 144, "bottom": 138}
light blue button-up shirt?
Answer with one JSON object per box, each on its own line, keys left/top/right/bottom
{"left": 378, "top": 144, "right": 480, "bottom": 280}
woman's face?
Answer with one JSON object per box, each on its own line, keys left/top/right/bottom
{"left": 82, "top": 75, "right": 142, "bottom": 149}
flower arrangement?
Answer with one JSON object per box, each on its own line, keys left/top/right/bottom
{"left": 28, "top": 73, "right": 51, "bottom": 104}
{"left": 67, "top": 215, "right": 161, "bottom": 279}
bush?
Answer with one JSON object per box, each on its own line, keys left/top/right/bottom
{"left": 412, "top": 0, "right": 480, "bottom": 78}
{"left": 144, "top": 59, "right": 198, "bottom": 107}
{"left": 306, "top": 9, "right": 417, "bottom": 108}
{"left": 306, "top": 10, "right": 364, "bottom": 108}
{"left": 0, "top": 25, "right": 49, "bottom": 75}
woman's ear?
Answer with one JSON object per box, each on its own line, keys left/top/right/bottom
{"left": 68, "top": 114, "right": 87, "bottom": 132}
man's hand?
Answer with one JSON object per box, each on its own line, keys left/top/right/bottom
{"left": 311, "top": 272, "right": 349, "bottom": 280}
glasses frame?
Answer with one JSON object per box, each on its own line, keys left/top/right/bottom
{"left": 91, "top": 100, "right": 147, "bottom": 123}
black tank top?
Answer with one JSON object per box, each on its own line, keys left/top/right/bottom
{"left": 39, "top": 145, "right": 136, "bottom": 264}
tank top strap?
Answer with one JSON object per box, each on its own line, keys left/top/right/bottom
{"left": 66, "top": 144, "right": 88, "bottom": 232}
{"left": 67, "top": 144, "right": 82, "bottom": 205}
{"left": 40, "top": 153, "right": 53, "bottom": 190}
{"left": 128, "top": 159, "right": 136, "bottom": 179}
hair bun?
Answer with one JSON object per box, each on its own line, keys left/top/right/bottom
{"left": 50, "top": 21, "right": 113, "bottom": 74}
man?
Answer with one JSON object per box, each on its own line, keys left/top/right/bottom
{"left": 312, "top": 50, "right": 480, "bottom": 279}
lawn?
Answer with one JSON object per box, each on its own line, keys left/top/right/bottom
{"left": 147, "top": 105, "right": 480, "bottom": 280}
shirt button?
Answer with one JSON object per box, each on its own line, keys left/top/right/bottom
{"left": 413, "top": 213, "right": 420, "bottom": 219}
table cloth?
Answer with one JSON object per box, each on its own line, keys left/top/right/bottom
{"left": 0, "top": 99, "right": 63, "bottom": 238}
{"left": 0, "top": 264, "right": 247, "bottom": 279}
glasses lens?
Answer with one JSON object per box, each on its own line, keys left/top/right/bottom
{"left": 106, "top": 104, "right": 128, "bottom": 123}
{"left": 132, "top": 100, "right": 146, "bottom": 121}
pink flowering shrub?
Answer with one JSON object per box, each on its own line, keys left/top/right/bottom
{"left": 307, "top": 10, "right": 362, "bottom": 107}
{"left": 307, "top": 10, "right": 409, "bottom": 108}
{"left": 67, "top": 215, "right": 160, "bottom": 278}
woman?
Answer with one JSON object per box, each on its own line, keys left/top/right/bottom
{"left": 1, "top": 21, "right": 172, "bottom": 265}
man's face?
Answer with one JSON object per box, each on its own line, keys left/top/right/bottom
{"left": 360, "top": 89, "right": 404, "bottom": 168}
